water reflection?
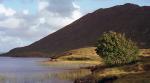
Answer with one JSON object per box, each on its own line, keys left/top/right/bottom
{"left": 0, "top": 57, "right": 92, "bottom": 83}
{"left": 0, "top": 57, "right": 73, "bottom": 83}
{"left": 0, "top": 73, "right": 72, "bottom": 83}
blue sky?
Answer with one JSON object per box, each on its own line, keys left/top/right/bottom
{"left": 0, "top": 0, "right": 150, "bottom": 52}
{"left": 1, "top": 0, "right": 150, "bottom": 15}
{"left": 75, "top": 0, "right": 150, "bottom": 13}
{"left": 2, "top": 0, "right": 38, "bottom": 14}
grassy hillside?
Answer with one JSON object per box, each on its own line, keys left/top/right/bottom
{"left": 58, "top": 47, "right": 101, "bottom": 61}
{"left": 42, "top": 47, "right": 150, "bottom": 83}
{"left": 56, "top": 47, "right": 149, "bottom": 61}
{"left": 73, "top": 48, "right": 150, "bottom": 83}
{"left": 42, "top": 47, "right": 102, "bottom": 69}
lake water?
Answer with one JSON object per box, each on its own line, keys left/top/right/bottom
{"left": 0, "top": 57, "right": 73, "bottom": 83}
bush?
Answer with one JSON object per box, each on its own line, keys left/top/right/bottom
{"left": 95, "top": 31, "right": 139, "bottom": 66}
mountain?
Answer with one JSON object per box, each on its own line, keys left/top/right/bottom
{"left": 2, "top": 3, "right": 150, "bottom": 58}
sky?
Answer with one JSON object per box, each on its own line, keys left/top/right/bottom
{"left": 0, "top": 0, "right": 150, "bottom": 52}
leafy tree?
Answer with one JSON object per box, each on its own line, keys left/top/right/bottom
{"left": 95, "top": 31, "right": 139, "bottom": 66}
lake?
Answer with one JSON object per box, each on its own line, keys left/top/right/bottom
{"left": 0, "top": 57, "right": 73, "bottom": 83}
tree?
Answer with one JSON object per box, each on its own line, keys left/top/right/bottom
{"left": 95, "top": 31, "right": 139, "bottom": 66}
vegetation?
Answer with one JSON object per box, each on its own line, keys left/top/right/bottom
{"left": 96, "top": 31, "right": 139, "bottom": 66}
{"left": 43, "top": 46, "right": 150, "bottom": 83}
{"left": 75, "top": 55, "right": 150, "bottom": 83}
{"left": 58, "top": 47, "right": 101, "bottom": 61}
{"left": 53, "top": 69, "right": 91, "bottom": 80}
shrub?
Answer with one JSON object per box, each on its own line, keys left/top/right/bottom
{"left": 95, "top": 31, "right": 139, "bottom": 66}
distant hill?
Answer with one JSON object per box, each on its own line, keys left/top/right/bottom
{"left": 1, "top": 3, "right": 150, "bottom": 58}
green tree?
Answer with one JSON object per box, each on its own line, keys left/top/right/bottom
{"left": 95, "top": 31, "right": 139, "bottom": 66}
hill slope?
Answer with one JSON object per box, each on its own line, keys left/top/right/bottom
{"left": 2, "top": 3, "right": 150, "bottom": 57}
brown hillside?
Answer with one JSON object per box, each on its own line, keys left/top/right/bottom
{"left": 2, "top": 3, "right": 150, "bottom": 57}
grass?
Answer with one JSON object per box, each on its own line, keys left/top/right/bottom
{"left": 58, "top": 48, "right": 150, "bottom": 61}
{"left": 0, "top": 76, "right": 5, "bottom": 81}
{"left": 140, "top": 49, "right": 150, "bottom": 56}
{"left": 42, "top": 47, "right": 103, "bottom": 69}
{"left": 76, "top": 55, "right": 150, "bottom": 83}
{"left": 114, "top": 71, "right": 150, "bottom": 83}
{"left": 42, "top": 60, "right": 101, "bottom": 69}
{"left": 58, "top": 47, "right": 101, "bottom": 61}
{"left": 42, "top": 47, "right": 150, "bottom": 83}
{"left": 53, "top": 69, "right": 91, "bottom": 80}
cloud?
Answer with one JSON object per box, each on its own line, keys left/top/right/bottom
{"left": 0, "top": 35, "right": 29, "bottom": 52}
{"left": 22, "top": 9, "right": 29, "bottom": 15}
{"left": 0, "top": 4, "right": 16, "bottom": 16}
{"left": 38, "top": 0, "right": 80, "bottom": 17}
{"left": 0, "top": 0, "right": 82, "bottom": 52}
{"left": 38, "top": 0, "right": 49, "bottom": 11}
{"left": 0, "top": 17, "right": 22, "bottom": 29}
{"left": 38, "top": 0, "right": 82, "bottom": 27}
